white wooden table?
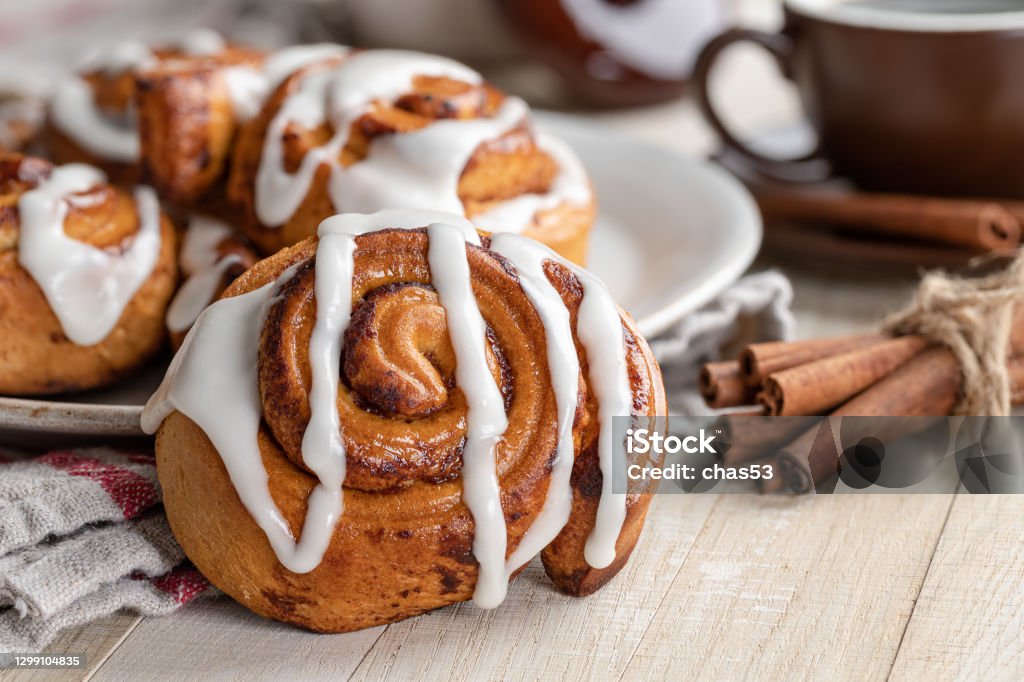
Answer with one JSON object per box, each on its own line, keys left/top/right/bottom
{"left": 5, "top": 2, "right": 1022, "bottom": 680}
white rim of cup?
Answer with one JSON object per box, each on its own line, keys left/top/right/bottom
{"left": 785, "top": 0, "right": 1024, "bottom": 32}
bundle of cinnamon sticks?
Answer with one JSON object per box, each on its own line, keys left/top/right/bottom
{"left": 755, "top": 187, "right": 1024, "bottom": 254}
{"left": 700, "top": 317, "right": 1024, "bottom": 493}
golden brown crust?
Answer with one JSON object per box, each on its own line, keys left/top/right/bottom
{"left": 156, "top": 227, "right": 663, "bottom": 633}
{"left": 136, "top": 49, "right": 263, "bottom": 204}
{"left": 0, "top": 153, "right": 177, "bottom": 395}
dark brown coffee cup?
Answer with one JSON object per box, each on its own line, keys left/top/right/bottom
{"left": 694, "top": 1, "right": 1024, "bottom": 198}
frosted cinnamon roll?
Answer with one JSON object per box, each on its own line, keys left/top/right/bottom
{"left": 44, "top": 29, "right": 260, "bottom": 185}
{"left": 143, "top": 209, "right": 663, "bottom": 632}
{"left": 0, "top": 154, "right": 176, "bottom": 395}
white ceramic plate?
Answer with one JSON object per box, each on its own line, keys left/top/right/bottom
{"left": 0, "top": 114, "right": 760, "bottom": 443}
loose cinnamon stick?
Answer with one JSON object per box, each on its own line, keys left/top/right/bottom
{"left": 759, "top": 336, "right": 931, "bottom": 416}
{"left": 740, "top": 333, "right": 889, "bottom": 388}
{"left": 700, "top": 361, "right": 756, "bottom": 409}
{"left": 755, "top": 188, "right": 1022, "bottom": 252}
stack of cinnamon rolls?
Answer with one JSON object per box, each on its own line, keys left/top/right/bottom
{"left": 0, "top": 30, "right": 665, "bottom": 633}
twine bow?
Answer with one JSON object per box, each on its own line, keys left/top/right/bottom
{"left": 884, "top": 251, "right": 1024, "bottom": 416}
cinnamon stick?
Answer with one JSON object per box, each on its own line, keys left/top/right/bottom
{"left": 700, "top": 361, "right": 756, "bottom": 409}
{"left": 740, "top": 333, "right": 889, "bottom": 388}
{"left": 759, "top": 336, "right": 931, "bottom": 416}
{"left": 715, "top": 413, "right": 815, "bottom": 467}
{"left": 755, "top": 188, "right": 1022, "bottom": 252}
{"left": 1010, "top": 355, "right": 1024, "bottom": 405}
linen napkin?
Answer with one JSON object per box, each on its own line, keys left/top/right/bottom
{"left": 0, "top": 449, "right": 215, "bottom": 652}
{"left": 650, "top": 270, "right": 796, "bottom": 415}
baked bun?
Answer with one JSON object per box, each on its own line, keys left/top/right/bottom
{"left": 144, "top": 209, "right": 663, "bottom": 632}
{"left": 0, "top": 153, "right": 176, "bottom": 395}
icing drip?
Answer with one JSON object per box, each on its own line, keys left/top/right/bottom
{"left": 330, "top": 97, "right": 527, "bottom": 216}
{"left": 492, "top": 234, "right": 632, "bottom": 570}
{"left": 50, "top": 78, "right": 140, "bottom": 162}
{"left": 490, "top": 234, "right": 579, "bottom": 577}
{"left": 427, "top": 223, "right": 509, "bottom": 608}
{"left": 142, "top": 270, "right": 318, "bottom": 568}
{"left": 254, "top": 50, "right": 481, "bottom": 227}
{"left": 166, "top": 215, "right": 238, "bottom": 333}
{"left": 471, "top": 134, "right": 592, "bottom": 235}
{"left": 567, "top": 265, "right": 632, "bottom": 569}
{"left": 166, "top": 256, "right": 242, "bottom": 334}
{"left": 17, "top": 164, "right": 163, "bottom": 346}
{"left": 222, "top": 44, "right": 350, "bottom": 123}
{"left": 178, "top": 28, "right": 227, "bottom": 56}
{"left": 142, "top": 209, "right": 630, "bottom": 606}
{"left": 290, "top": 229, "right": 354, "bottom": 572}
{"left": 178, "top": 214, "right": 233, "bottom": 273}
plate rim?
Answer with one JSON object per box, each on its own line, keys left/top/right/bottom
{"left": 534, "top": 110, "right": 762, "bottom": 337}
{"left": 0, "top": 114, "right": 762, "bottom": 438}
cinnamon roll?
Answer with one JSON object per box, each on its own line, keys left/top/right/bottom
{"left": 130, "top": 44, "right": 595, "bottom": 264}
{"left": 143, "top": 209, "right": 663, "bottom": 632}
{"left": 0, "top": 154, "right": 176, "bottom": 395}
{"left": 45, "top": 30, "right": 260, "bottom": 185}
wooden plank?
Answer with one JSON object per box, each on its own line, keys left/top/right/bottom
{"left": 621, "top": 493, "right": 957, "bottom": 681}
{"left": 889, "top": 495, "right": 1024, "bottom": 681}
{"left": 0, "top": 613, "right": 139, "bottom": 682}
{"left": 89, "top": 599, "right": 383, "bottom": 682}
{"left": 346, "top": 494, "right": 719, "bottom": 682}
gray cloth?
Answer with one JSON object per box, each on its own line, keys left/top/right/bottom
{"left": 651, "top": 271, "right": 795, "bottom": 415}
{"left": 0, "top": 449, "right": 214, "bottom": 653}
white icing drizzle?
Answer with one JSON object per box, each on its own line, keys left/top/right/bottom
{"left": 142, "top": 209, "right": 632, "bottom": 607}
{"left": 50, "top": 78, "right": 140, "bottom": 163}
{"left": 81, "top": 41, "right": 156, "bottom": 75}
{"left": 17, "top": 164, "right": 163, "bottom": 346}
{"left": 250, "top": 49, "right": 591, "bottom": 234}
{"left": 166, "top": 215, "right": 238, "bottom": 334}
{"left": 222, "top": 44, "right": 350, "bottom": 123}
{"left": 142, "top": 270, "right": 322, "bottom": 569}
{"left": 178, "top": 28, "right": 227, "bottom": 56}
{"left": 427, "top": 223, "right": 509, "bottom": 608}
{"left": 472, "top": 134, "right": 592, "bottom": 235}
{"left": 166, "top": 255, "right": 242, "bottom": 334}
{"left": 491, "top": 233, "right": 632, "bottom": 570}
{"left": 490, "top": 234, "right": 579, "bottom": 577}
{"left": 254, "top": 50, "right": 480, "bottom": 227}
{"left": 566, "top": 263, "right": 632, "bottom": 569}
{"left": 178, "top": 214, "right": 233, "bottom": 274}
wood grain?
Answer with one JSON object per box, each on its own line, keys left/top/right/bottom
{"left": 621, "top": 493, "right": 957, "bottom": 680}
{"left": 889, "top": 495, "right": 1024, "bottom": 681}
{"left": 346, "top": 495, "right": 720, "bottom": 682}
{"left": 0, "top": 613, "right": 139, "bottom": 682}
{"left": 89, "top": 600, "right": 383, "bottom": 682}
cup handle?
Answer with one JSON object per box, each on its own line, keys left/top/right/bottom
{"left": 694, "top": 28, "right": 827, "bottom": 182}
